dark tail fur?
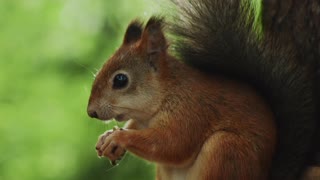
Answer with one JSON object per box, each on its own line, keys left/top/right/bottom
{"left": 167, "top": 0, "right": 319, "bottom": 179}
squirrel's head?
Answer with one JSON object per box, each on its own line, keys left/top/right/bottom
{"left": 87, "top": 17, "right": 169, "bottom": 123}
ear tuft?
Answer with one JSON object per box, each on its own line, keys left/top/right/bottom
{"left": 124, "top": 20, "right": 143, "bottom": 44}
{"left": 142, "top": 16, "right": 167, "bottom": 54}
{"left": 145, "top": 16, "right": 164, "bottom": 33}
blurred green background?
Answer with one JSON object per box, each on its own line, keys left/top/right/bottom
{"left": 0, "top": 0, "right": 162, "bottom": 179}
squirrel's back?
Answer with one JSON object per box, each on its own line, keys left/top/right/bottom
{"left": 167, "top": 0, "right": 319, "bottom": 179}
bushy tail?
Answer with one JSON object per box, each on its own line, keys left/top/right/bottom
{"left": 167, "top": 0, "right": 319, "bottom": 179}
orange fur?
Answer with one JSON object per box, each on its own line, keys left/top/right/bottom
{"left": 303, "top": 167, "right": 320, "bottom": 180}
{"left": 89, "top": 18, "right": 276, "bottom": 179}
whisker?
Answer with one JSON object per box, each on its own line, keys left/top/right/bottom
{"left": 71, "top": 59, "right": 96, "bottom": 77}
{"left": 93, "top": 68, "right": 100, "bottom": 78}
{"left": 83, "top": 85, "right": 90, "bottom": 94}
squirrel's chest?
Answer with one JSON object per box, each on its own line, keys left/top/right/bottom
{"left": 156, "top": 165, "right": 188, "bottom": 180}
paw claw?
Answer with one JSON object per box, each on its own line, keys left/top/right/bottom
{"left": 111, "top": 145, "right": 118, "bottom": 154}
{"left": 111, "top": 160, "right": 117, "bottom": 166}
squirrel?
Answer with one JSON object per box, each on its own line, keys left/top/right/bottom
{"left": 87, "top": 0, "right": 320, "bottom": 179}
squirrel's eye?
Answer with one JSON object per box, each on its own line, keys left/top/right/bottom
{"left": 113, "top": 73, "right": 128, "bottom": 89}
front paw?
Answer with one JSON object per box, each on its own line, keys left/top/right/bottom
{"left": 95, "top": 127, "right": 126, "bottom": 165}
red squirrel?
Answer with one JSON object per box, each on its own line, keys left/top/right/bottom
{"left": 87, "top": 0, "right": 320, "bottom": 179}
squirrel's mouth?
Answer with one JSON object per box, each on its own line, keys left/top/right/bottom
{"left": 114, "top": 114, "right": 130, "bottom": 122}
{"left": 90, "top": 110, "right": 130, "bottom": 122}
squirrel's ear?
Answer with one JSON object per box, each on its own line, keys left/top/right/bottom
{"left": 123, "top": 20, "right": 143, "bottom": 44}
{"left": 141, "top": 16, "right": 167, "bottom": 54}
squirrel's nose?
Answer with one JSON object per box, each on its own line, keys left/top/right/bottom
{"left": 88, "top": 109, "right": 98, "bottom": 118}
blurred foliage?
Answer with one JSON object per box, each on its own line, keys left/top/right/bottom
{"left": 0, "top": 0, "right": 162, "bottom": 179}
